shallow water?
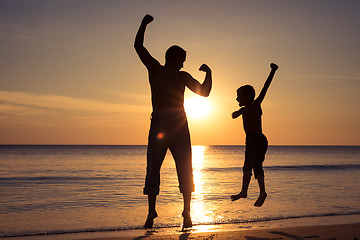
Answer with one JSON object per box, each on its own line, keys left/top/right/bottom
{"left": 0, "top": 145, "right": 359, "bottom": 237}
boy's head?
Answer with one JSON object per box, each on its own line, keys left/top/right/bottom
{"left": 236, "top": 85, "right": 255, "bottom": 106}
{"left": 165, "top": 45, "right": 186, "bottom": 70}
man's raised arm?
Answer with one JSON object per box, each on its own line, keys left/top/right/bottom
{"left": 134, "top": 15, "right": 158, "bottom": 68}
{"left": 198, "top": 64, "right": 212, "bottom": 97}
{"left": 184, "top": 64, "right": 212, "bottom": 97}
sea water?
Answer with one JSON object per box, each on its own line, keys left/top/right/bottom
{"left": 0, "top": 145, "right": 359, "bottom": 237}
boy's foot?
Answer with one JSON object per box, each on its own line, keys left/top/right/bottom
{"left": 182, "top": 211, "right": 192, "bottom": 229}
{"left": 254, "top": 192, "right": 267, "bottom": 207}
{"left": 144, "top": 211, "right": 158, "bottom": 229}
{"left": 231, "top": 192, "right": 247, "bottom": 201}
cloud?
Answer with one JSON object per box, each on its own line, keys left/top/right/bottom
{"left": 0, "top": 23, "right": 54, "bottom": 47}
{"left": 303, "top": 73, "right": 360, "bottom": 81}
{"left": 0, "top": 90, "right": 149, "bottom": 116}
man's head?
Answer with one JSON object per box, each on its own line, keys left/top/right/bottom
{"left": 165, "top": 45, "right": 186, "bottom": 70}
{"left": 236, "top": 85, "right": 255, "bottom": 106}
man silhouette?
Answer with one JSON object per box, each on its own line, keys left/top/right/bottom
{"left": 134, "top": 14, "right": 212, "bottom": 229}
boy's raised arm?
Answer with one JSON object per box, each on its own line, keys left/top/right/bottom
{"left": 134, "top": 15, "right": 158, "bottom": 69}
{"left": 255, "top": 63, "right": 278, "bottom": 105}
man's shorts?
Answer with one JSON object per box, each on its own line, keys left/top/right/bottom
{"left": 143, "top": 111, "right": 195, "bottom": 195}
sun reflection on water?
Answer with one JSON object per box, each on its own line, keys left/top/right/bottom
{"left": 191, "top": 145, "right": 214, "bottom": 224}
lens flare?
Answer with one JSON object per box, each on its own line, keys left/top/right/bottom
{"left": 157, "top": 133, "right": 164, "bottom": 139}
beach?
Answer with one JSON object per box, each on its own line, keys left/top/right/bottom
{"left": 67, "top": 214, "right": 360, "bottom": 240}
{"left": 82, "top": 223, "right": 360, "bottom": 240}
{"left": 80, "top": 214, "right": 360, "bottom": 240}
{"left": 4, "top": 215, "right": 357, "bottom": 240}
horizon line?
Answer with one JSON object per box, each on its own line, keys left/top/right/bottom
{"left": 1, "top": 144, "right": 359, "bottom": 147}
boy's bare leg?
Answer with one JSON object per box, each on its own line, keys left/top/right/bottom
{"left": 231, "top": 171, "right": 251, "bottom": 201}
{"left": 254, "top": 177, "right": 267, "bottom": 207}
{"left": 144, "top": 195, "right": 158, "bottom": 229}
{"left": 182, "top": 192, "right": 192, "bottom": 228}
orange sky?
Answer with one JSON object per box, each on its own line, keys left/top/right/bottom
{"left": 1, "top": 1, "right": 359, "bottom": 145}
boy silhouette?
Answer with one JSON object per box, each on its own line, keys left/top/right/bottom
{"left": 134, "top": 14, "right": 212, "bottom": 228}
{"left": 231, "top": 63, "right": 278, "bottom": 207}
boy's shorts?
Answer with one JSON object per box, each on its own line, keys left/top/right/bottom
{"left": 243, "top": 133, "right": 268, "bottom": 179}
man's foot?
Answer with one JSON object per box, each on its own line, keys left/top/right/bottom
{"left": 182, "top": 211, "right": 192, "bottom": 229}
{"left": 254, "top": 192, "right": 267, "bottom": 207}
{"left": 231, "top": 191, "right": 247, "bottom": 201}
{"left": 144, "top": 211, "right": 158, "bottom": 229}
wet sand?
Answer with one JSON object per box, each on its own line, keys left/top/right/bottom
{"left": 79, "top": 223, "right": 360, "bottom": 240}
{"left": 3, "top": 215, "right": 359, "bottom": 240}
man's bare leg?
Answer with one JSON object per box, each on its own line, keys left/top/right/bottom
{"left": 231, "top": 171, "right": 251, "bottom": 201}
{"left": 144, "top": 195, "right": 158, "bottom": 229}
{"left": 182, "top": 192, "right": 192, "bottom": 228}
{"left": 254, "top": 176, "right": 267, "bottom": 207}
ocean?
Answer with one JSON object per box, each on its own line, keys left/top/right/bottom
{"left": 0, "top": 145, "right": 359, "bottom": 238}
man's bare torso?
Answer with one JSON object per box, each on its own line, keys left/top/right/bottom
{"left": 149, "top": 65, "right": 186, "bottom": 114}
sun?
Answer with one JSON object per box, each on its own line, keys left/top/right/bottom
{"left": 184, "top": 96, "right": 212, "bottom": 118}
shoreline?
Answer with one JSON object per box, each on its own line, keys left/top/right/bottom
{"left": 3, "top": 214, "right": 360, "bottom": 240}
{"left": 92, "top": 223, "right": 360, "bottom": 240}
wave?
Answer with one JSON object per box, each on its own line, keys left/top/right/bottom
{"left": 205, "top": 164, "right": 360, "bottom": 172}
{"left": 267, "top": 164, "right": 360, "bottom": 171}
{"left": 1, "top": 211, "right": 359, "bottom": 238}
{"left": 0, "top": 176, "right": 114, "bottom": 183}
{"left": 1, "top": 164, "right": 359, "bottom": 184}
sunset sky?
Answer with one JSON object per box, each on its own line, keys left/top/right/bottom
{"left": 1, "top": 0, "right": 359, "bottom": 145}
